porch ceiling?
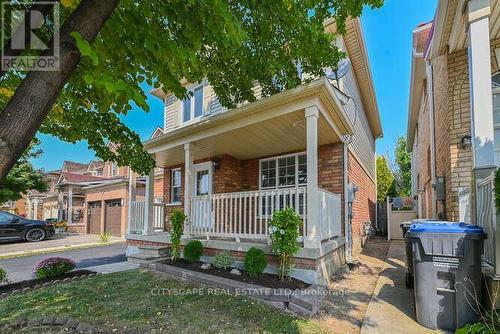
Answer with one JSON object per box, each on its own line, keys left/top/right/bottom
{"left": 154, "top": 110, "right": 339, "bottom": 167}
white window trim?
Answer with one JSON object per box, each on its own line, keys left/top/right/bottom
{"left": 170, "top": 168, "right": 182, "bottom": 204}
{"left": 259, "top": 152, "right": 307, "bottom": 190}
{"left": 494, "top": 87, "right": 500, "bottom": 166}
{"left": 182, "top": 85, "right": 204, "bottom": 124}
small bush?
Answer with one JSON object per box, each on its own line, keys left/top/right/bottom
{"left": 212, "top": 251, "right": 233, "bottom": 270}
{"left": 34, "top": 257, "right": 76, "bottom": 279}
{"left": 99, "top": 232, "right": 111, "bottom": 243}
{"left": 268, "top": 207, "right": 301, "bottom": 281}
{"left": 0, "top": 267, "right": 8, "bottom": 284}
{"left": 184, "top": 240, "right": 203, "bottom": 263}
{"left": 244, "top": 247, "right": 267, "bottom": 277}
{"left": 170, "top": 210, "right": 186, "bottom": 261}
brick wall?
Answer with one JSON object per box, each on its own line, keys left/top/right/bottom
{"left": 348, "top": 151, "right": 376, "bottom": 254}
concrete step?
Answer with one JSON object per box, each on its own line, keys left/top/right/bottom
{"left": 127, "top": 253, "right": 168, "bottom": 264}
{"left": 136, "top": 245, "right": 169, "bottom": 257}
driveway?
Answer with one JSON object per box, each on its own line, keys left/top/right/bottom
{"left": 0, "top": 234, "right": 123, "bottom": 259}
{"left": 0, "top": 243, "right": 127, "bottom": 283}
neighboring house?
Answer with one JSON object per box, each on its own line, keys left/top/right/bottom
{"left": 126, "top": 17, "right": 382, "bottom": 285}
{"left": 0, "top": 198, "right": 26, "bottom": 216}
{"left": 407, "top": 0, "right": 500, "bottom": 301}
{"left": 24, "top": 142, "right": 164, "bottom": 237}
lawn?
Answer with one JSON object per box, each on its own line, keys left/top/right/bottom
{"left": 0, "top": 270, "right": 325, "bottom": 333}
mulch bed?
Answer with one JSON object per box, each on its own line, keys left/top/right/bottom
{"left": 161, "top": 259, "right": 310, "bottom": 290}
{"left": 0, "top": 270, "right": 96, "bottom": 295}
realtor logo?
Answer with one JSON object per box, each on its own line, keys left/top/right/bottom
{"left": 1, "top": 1, "right": 60, "bottom": 72}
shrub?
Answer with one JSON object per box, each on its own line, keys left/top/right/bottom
{"left": 183, "top": 240, "right": 203, "bottom": 263}
{"left": 170, "top": 210, "right": 186, "bottom": 261}
{"left": 212, "top": 251, "right": 233, "bottom": 270}
{"left": 34, "top": 257, "right": 76, "bottom": 279}
{"left": 0, "top": 266, "right": 8, "bottom": 285}
{"left": 244, "top": 247, "right": 267, "bottom": 277}
{"left": 99, "top": 231, "right": 111, "bottom": 243}
{"left": 268, "top": 207, "right": 301, "bottom": 281}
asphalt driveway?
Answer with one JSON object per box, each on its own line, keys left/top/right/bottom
{"left": 0, "top": 243, "right": 127, "bottom": 283}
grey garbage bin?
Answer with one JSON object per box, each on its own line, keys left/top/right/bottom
{"left": 400, "top": 221, "right": 414, "bottom": 288}
{"left": 407, "top": 222, "right": 486, "bottom": 331}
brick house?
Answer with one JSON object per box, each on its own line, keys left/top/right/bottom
{"left": 407, "top": 0, "right": 500, "bottom": 297}
{"left": 126, "top": 18, "right": 382, "bottom": 285}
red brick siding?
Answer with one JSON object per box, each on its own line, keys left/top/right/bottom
{"left": 348, "top": 151, "right": 376, "bottom": 254}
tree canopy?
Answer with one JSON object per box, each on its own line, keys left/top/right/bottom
{"left": 376, "top": 155, "right": 396, "bottom": 202}
{"left": 0, "top": 0, "right": 383, "bottom": 180}
{"left": 0, "top": 139, "right": 47, "bottom": 204}
{"left": 393, "top": 135, "right": 412, "bottom": 197}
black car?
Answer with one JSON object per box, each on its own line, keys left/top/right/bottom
{"left": 0, "top": 211, "right": 55, "bottom": 242}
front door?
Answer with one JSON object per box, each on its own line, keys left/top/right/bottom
{"left": 192, "top": 162, "right": 213, "bottom": 229}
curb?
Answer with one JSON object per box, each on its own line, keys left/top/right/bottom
{"left": 0, "top": 240, "right": 125, "bottom": 260}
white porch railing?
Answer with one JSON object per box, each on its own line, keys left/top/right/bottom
{"left": 477, "top": 174, "right": 496, "bottom": 266}
{"left": 190, "top": 187, "right": 341, "bottom": 242}
{"left": 129, "top": 201, "right": 164, "bottom": 234}
{"left": 319, "top": 189, "right": 342, "bottom": 239}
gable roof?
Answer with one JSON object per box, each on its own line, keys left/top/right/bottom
{"left": 150, "top": 127, "right": 164, "bottom": 139}
{"left": 58, "top": 172, "right": 107, "bottom": 184}
{"left": 61, "top": 161, "right": 89, "bottom": 173}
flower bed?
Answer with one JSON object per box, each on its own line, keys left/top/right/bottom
{"left": 160, "top": 259, "right": 309, "bottom": 290}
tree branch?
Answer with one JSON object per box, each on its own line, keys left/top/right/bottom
{"left": 0, "top": 0, "right": 119, "bottom": 182}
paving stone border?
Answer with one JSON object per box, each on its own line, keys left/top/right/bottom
{"left": 0, "top": 272, "right": 100, "bottom": 299}
{"left": 0, "top": 316, "right": 99, "bottom": 333}
{"left": 146, "top": 262, "right": 327, "bottom": 317}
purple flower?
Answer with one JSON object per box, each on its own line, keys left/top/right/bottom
{"left": 33, "top": 257, "right": 76, "bottom": 274}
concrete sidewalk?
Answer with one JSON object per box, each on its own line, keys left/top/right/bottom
{"left": 361, "top": 241, "right": 440, "bottom": 334}
{"left": 0, "top": 234, "right": 124, "bottom": 259}
{"left": 85, "top": 261, "right": 140, "bottom": 274}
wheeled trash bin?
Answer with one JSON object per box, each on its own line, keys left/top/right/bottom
{"left": 407, "top": 222, "right": 486, "bottom": 331}
{"left": 400, "top": 221, "right": 414, "bottom": 288}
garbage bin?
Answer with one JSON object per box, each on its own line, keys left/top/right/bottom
{"left": 400, "top": 221, "right": 414, "bottom": 288}
{"left": 407, "top": 222, "right": 486, "bottom": 331}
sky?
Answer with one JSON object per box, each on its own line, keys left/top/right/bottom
{"left": 31, "top": 0, "right": 438, "bottom": 171}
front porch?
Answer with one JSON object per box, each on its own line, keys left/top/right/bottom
{"left": 126, "top": 78, "right": 353, "bottom": 284}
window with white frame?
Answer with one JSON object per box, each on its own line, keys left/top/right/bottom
{"left": 260, "top": 153, "right": 307, "bottom": 189}
{"left": 110, "top": 162, "right": 118, "bottom": 177}
{"left": 260, "top": 153, "right": 307, "bottom": 216}
{"left": 170, "top": 168, "right": 182, "bottom": 203}
{"left": 182, "top": 85, "right": 204, "bottom": 123}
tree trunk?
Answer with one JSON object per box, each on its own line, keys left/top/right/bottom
{"left": 0, "top": 0, "right": 119, "bottom": 182}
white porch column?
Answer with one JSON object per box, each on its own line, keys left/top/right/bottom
{"left": 143, "top": 169, "right": 155, "bottom": 235}
{"left": 67, "top": 186, "right": 73, "bottom": 224}
{"left": 32, "top": 198, "right": 39, "bottom": 220}
{"left": 57, "top": 191, "right": 64, "bottom": 221}
{"left": 184, "top": 143, "right": 193, "bottom": 236}
{"left": 467, "top": 0, "right": 495, "bottom": 173}
{"left": 304, "top": 106, "right": 321, "bottom": 248}
{"left": 127, "top": 171, "right": 137, "bottom": 234}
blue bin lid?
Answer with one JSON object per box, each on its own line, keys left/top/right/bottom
{"left": 409, "top": 221, "right": 485, "bottom": 234}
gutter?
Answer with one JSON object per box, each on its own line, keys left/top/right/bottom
{"left": 426, "top": 61, "right": 438, "bottom": 219}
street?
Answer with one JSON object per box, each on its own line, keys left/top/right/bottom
{"left": 0, "top": 242, "right": 127, "bottom": 283}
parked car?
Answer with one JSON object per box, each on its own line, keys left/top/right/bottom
{"left": 0, "top": 211, "right": 55, "bottom": 242}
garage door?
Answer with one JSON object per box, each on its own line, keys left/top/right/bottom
{"left": 87, "top": 201, "right": 101, "bottom": 235}
{"left": 105, "top": 199, "right": 122, "bottom": 237}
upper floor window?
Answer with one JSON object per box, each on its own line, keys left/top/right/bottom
{"left": 110, "top": 162, "right": 118, "bottom": 177}
{"left": 171, "top": 168, "right": 182, "bottom": 203}
{"left": 182, "top": 85, "right": 204, "bottom": 123}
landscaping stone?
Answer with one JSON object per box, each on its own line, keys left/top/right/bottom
{"left": 65, "top": 319, "right": 80, "bottom": 329}
{"left": 201, "top": 263, "right": 212, "bottom": 270}
{"left": 14, "top": 317, "right": 28, "bottom": 327}
{"left": 28, "top": 318, "right": 42, "bottom": 327}
{"left": 55, "top": 317, "right": 68, "bottom": 325}
{"left": 290, "top": 284, "right": 327, "bottom": 314}
{"left": 76, "top": 322, "right": 97, "bottom": 333}
{"left": 42, "top": 316, "right": 56, "bottom": 325}
{"left": 230, "top": 268, "right": 242, "bottom": 275}
{"left": 262, "top": 300, "right": 287, "bottom": 310}
{"left": 288, "top": 302, "right": 314, "bottom": 317}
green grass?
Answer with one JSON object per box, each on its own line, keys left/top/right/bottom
{"left": 0, "top": 270, "right": 325, "bottom": 333}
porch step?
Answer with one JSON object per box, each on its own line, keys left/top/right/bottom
{"left": 127, "top": 253, "right": 168, "bottom": 264}
{"left": 127, "top": 245, "right": 170, "bottom": 264}
{"left": 137, "top": 245, "right": 169, "bottom": 257}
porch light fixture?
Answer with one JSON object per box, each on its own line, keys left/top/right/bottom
{"left": 461, "top": 135, "right": 472, "bottom": 150}
{"left": 212, "top": 159, "right": 220, "bottom": 171}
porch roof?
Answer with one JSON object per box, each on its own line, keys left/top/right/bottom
{"left": 145, "top": 78, "right": 353, "bottom": 167}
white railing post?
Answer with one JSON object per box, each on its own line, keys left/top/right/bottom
{"left": 184, "top": 143, "right": 193, "bottom": 236}
{"left": 143, "top": 169, "right": 155, "bottom": 235}
{"left": 304, "top": 105, "right": 321, "bottom": 248}
{"left": 127, "top": 172, "right": 137, "bottom": 234}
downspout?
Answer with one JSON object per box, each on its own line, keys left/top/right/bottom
{"left": 343, "top": 139, "right": 352, "bottom": 261}
{"left": 426, "top": 61, "right": 437, "bottom": 219}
